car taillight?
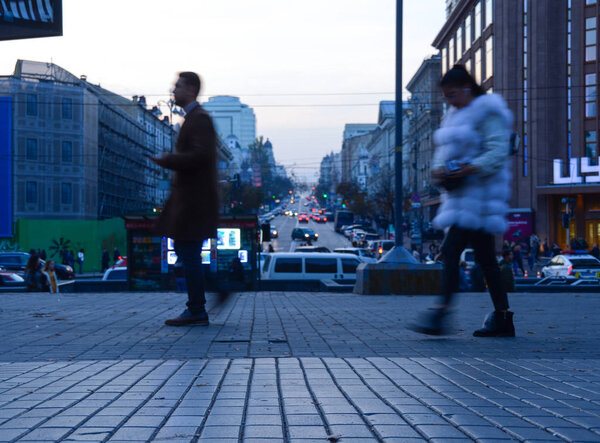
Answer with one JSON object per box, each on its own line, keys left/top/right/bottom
{"left": 379, "top": 247, "right": 383, "bottom": 254}
{"left": 568, "top": 265, "right": 573, "bottom": 275}
{"left": 324, "top": 217, "right": 327, "bottom": 221}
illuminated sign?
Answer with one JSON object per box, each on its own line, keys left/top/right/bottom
{"left": 217, "top": 228, "right": 241, "bottom": 250}
{"left": 238, "top": 250, "right": 248, "bottom": 263}
{"left": 0, "top": 0, "right": 63, "bottom": 41}
{"left": 553, "top": 157, "right": 600, "bottom": 184}
{"left": 166, "top": 238, "right": 212, "bottom": 265}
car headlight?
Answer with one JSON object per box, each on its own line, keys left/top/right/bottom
{"left": 315, "top": 233, "right": 319, "bottom": 237}
{"left": 305, "top": 234, "right": 309, "bottom": 237}
{"left": 66, "top": 266, "right": 73, "bottom": 272}
{"left": 273, "top": 231, "right": 277, "bottom": 235}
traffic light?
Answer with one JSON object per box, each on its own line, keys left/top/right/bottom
{"left": 323, "top": 193, "right": 328, "bottom": 198}
{"left": 288, "top": 190, "right": 293, "bottom": 194}
{"left": 312, "top": 186, "right": 316, "bottom": 191}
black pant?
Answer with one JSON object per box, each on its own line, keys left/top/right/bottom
{"left": 174, "top": 240, "right": 206, "bottom": 315}
{"left": 440, "top": 226, "right": 509, "bottom": 311}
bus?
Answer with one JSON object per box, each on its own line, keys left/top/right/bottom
{"left": 334, "top": 210, "right": 355, "bottom": 233}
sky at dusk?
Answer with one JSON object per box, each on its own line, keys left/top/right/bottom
{"left": 0, "top": 0, "right": 446, "bottom": 181}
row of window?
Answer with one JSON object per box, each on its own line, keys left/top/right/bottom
{"left": 25, "top": 139, "right": 74, "bottom": 162}
{"left": 586, "top": 16, "right": 597, "bottom": 63}
{"left": 26, "top": 94, "right": 74, "bottom": 119}
{"left": 26, "top": 182, "right": 72, "bottom": 205}
{"left": 274, "top": 258, "right": 358, "bottom": 274}
{"left": 586, "top": 131, "right": 598, "bottom": 158}
{"left": 442, "top": 0, "right": 493, "bottom": 73}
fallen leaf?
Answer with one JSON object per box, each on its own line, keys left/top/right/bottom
{"left": 327, "top": 435, "right": 342, "bottom": 442}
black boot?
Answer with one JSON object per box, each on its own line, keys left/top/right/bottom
{"left": 473, "top": 311, "right": 515, "bottom": 337}
{"left": 408, "top": 308, "right": 450, "bottom": 336}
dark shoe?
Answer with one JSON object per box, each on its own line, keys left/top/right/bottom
{"left": 473, "top": 311, "right": 515, "bottom": 337}
{"left": 165, "top": 310, "right": 209, "bottom": 326}
{"left": 408, "top": 308, "right": 450, "bottom": 336}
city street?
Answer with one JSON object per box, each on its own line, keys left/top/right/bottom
{"left": 1, "top": 290, "right": 599, "bottom": 441}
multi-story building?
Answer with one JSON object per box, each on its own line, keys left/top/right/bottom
{"left": 433, "top": 0, "right": 600, "bottom": 249}
{"left": 406, "top": 55, "right": 443, "bottom": 225}
{"left": 202, "top": 96, "right": 256, "bottom": 151}
{"left": 0, "top": 60, "right": 170, "bottom": 224}
{"left": 340, "top": 123, "right": 377, "bottom": 186}
{"left": 366, "top": 101, "right": 396, "bottom": 198}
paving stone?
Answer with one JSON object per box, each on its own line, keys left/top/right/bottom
{"left": 242, "top": 425, "right": 284, "bottom": 438}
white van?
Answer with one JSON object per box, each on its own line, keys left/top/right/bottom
{"left": 262, "top": 252, "right": 361, "bottom": 281}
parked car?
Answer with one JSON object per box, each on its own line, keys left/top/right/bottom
{"left": 262, "top": 252, "right": 361, "bottom": 281}
{"left": 298, "top": 213, "right": 310, "bottom": 223}
{"left": 341, "top": 224, "right": 364, "bottom": 238}
{"left": 0, "top": 252, "right": 75, "bottom": 280}
{"left": 294, "top": 246, "right": 331, "bottom": 253}
{"left": 333, "top": 248, "right": 378, "bottom": 264}
{"left": 368, "top": 240, "right": 395, "bottom": 259}
{"left": 291, "top": 227, "right": 319, "bottom": 242}
{"left": 102, "top": 267, "right": 127, "bottom": 281}
{"left": 541, "top": 254, "right": 600, "bottom": 278}
{"left": 0, "top": 269, "right": 25, "bottom": 287}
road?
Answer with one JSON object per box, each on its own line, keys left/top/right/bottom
{"left": 267, "top": 197, "right": 352, "bottom": 252}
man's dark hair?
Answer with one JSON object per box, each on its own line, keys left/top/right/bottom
{"left": 178, "top": 71, "right": 201, "bottom": 97}
{"left": 440, "top": 64, "right": 485, "bottom": 97}
{"left": 502, "top": 250, "right": 512, "bottom": 259}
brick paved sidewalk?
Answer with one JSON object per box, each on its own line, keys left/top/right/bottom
{"left": 0, "top": 291, "right": 599, "bottom": 442}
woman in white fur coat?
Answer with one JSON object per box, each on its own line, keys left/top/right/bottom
{"left": 410, "top": 65, "right": 515, "bottom": 338}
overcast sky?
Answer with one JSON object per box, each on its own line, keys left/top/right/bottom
{"left": 1, "top": 0, "right": 446, "bottom": 182}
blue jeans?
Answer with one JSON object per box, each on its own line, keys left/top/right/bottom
{"left": 174, "top": 240, "right": 206, "bottom": 315}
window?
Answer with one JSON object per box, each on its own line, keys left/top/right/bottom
{"left": 26, "top": 94, "right": 37, "bottom": 116}
{"left": 274, "top": 258, "right": 301, "bottom": 273}
{"left": 305, "top": 258, "right": 337, "bottom": 274}
{"left": 586, "top": 74, "right": 597, "bottom": 118}
{"left": 61, "top": 183, "right": 72, "bottom": 204}
{"left": 485, "top": 36, "right": 493, "bottom": 80}
{"left": 465, "top": 57, "right": 472, "bottom": 76}
{"left": 586, "top": 16, "right": 597, "bottom": 62}
{"left": 474, "top": 1, "right": 482, "bottom": 40}
{"left": 62, "top": 98, "right": 73, "bottom": 119}
{"left": 449, "top": 37, "right": 455, "bottom": 67}
{"left": 456, "top": 26, "right": 463, "bottom": 58}
{"left": 26, "top": 138, "right": 37, "bottom": 160}
{"left": 587, "top": 0, "right": 597, "bottom": 5}
{"left": 62, "top": 141, "right": 73, "bottom": 162}
{"left": 465, "top": 14, "right": 472, "bottom": 50}
{"left": 475, "top": 48, "right": 482, "bottom": 84}
{"left": 485, "top": 0, "right": 493, "bottom": 28}
{"left": 26, "top": 181, "right": 37, "bottom": 203}
{"left": 441, "top": 47, "right": 448, "bottom": 75}
{"left": 586, "top": 131, "right": 598, "bottom": 158}
{"left": 342, "top": 258, "right": 360, "bottom": 274}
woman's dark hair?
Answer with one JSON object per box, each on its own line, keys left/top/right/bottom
{"left": 25, "top": 254, "right": 40, "bottom": 271}
{"left": 440, "top": 64, "right": 485, "bottom": 97}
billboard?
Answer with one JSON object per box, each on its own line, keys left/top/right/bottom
{"left": 0, "top": 97, "right": 12, "bottom": 237}
{"left": 503, "top": 209, "right": 534, "bottom": 246}
{"left": 0, "top": 0, "right": 62, "bottom": 41}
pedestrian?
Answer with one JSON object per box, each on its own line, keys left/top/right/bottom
{"left": 101, "top": 248, "right": 110, "bottom": 272}
{"left": 512, "top": 244, "right": 524, "bottom": 276}
{"left": 68, "top": 250, "right": 75, "bottom": 270}
{"left": 152, "top": 71, "right": 219, "bottom": 327}
{"left": 409, "top": 64, "right": 515, "bottom": 337}
{"left": 458, "top": 261, "right": 470, "bottom": 292}
{"left": 24, "top": 254, "right": 44, "bottom": 292}
{"left": 590, "top": 243, "right": 600, "bottom": 259}
{"left": 228, "top": 256, "right": 244, "bottom": 283}
{"left": 267, "top": 244, "right": 274, "bottom": 253}
{"left": 40, "top": 249, "right": 47, "bottom": 260}
{"left": 498, "top": 250, "right": 515, "bottom": 292}
{"left": 526, "top": 249, "right": 535, "bottom": 272}
{"left": 542, "top": 238, "right": 551, "bottom": 257}
{"left": 41, "top": 260, "right": 59, "bottom": 294}
{"left": 113, "top": 247, "right": 120, "bottom": 264}
{"left": 551, "top": 242, "right": 561, "bottom": 257}
{"left": 411, "top": 245, "right": 421, "bottom": 262}
{"left": 529, "top": 232, "right": 540, "bottom": 261}
{"left": 77, "top": 249, "right": 85, "bottom": 274}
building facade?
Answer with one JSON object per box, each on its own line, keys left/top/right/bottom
{"left": 433, "top": 0, "right": 600, "bottom": 249}
{"left": 340, "top": 123, "right": 377, "bottom": 186}
{"left": 202, "top": 96, "right": 256, "bottom": 151}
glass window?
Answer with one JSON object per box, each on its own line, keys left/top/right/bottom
{"left": 485, "top": 36, "right": 493, "bottom": 80}
{"left": 449, "top": 37, "right": 455, "bottom": 67}
{"left": 342, "top": 258, "right": 360, "bottom": 274}
{"left": 485, "top": 0, "right": 493, "bottom": 28}
{"left": 465, "top": 14, "right": 472, "bottom": 49}
{"left": 305, "top": 258, "right": 337, "bottom": 274}
{"left": 587, "top": 29, "right": 597, "bottom": 46}
{"left": 26, "top": 181, "right": 37, "bottom": 203}
{"left": 26, "top": 138, "right": 37, "bottom": 160}
{"left": 26, "top": 94, "right": 37, "bottom": 116}
{"left": 61, "top": 183, "right": 72, "bottom": 204}
{"left": 587, "top": 17, "right": 597, "bottom": 30}
{"left": 475, "top": 48, "right": 482, "bottom": 84}
{"left": 587, "top": 131, "right": 598, "bottom": 158}
{"left": 465, "top": 57, "right": 472, "bottom": 75}
{"left": 441, "top": 47, "right": 448, "bottom": 75}
{"left": 587, "top": 0, "right": 597, "bottom": 4}
{"left": 62, "top": 98, "right": 73, "bottom": 119}
{"left": 474, "top": 1, "right": 482, "bottom": 40}
{"left": 586, "top": 46, "right": 597, "bottom": 62}
{"left": 274, "top": 258, "right": 301, "bottom": 273}
{"left": 456, "top": 26, "right": 463, "bottom": 57}
{"left": 62, "top": 141, "right": 73, "bottom": 162}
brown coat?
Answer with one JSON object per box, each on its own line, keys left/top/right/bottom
{"left": 155, "top": 105, "right": 219, "bottom": 241}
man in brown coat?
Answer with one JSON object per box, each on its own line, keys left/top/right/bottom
{"left": 151, "top": 72, "right": 218, "bottom": 326}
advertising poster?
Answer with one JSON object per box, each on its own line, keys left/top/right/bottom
{"left": 503, "top": 210, "right": 534, "bottom": 245}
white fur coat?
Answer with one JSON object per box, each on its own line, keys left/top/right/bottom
{"left": 432, "top": 94, "right": 513, "bottom": 234}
